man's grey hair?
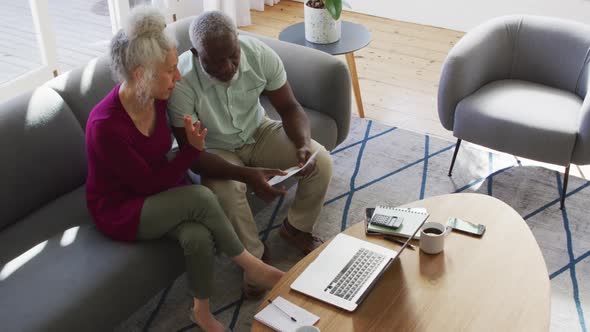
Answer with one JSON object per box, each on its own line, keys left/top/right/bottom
{"left": 189, "top": 11, "right": 237, "bottom": 53}
{"left": 110, "top": 5, "right": 176, "bottom": 85}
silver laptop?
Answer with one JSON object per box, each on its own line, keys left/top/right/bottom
{"left": 291, "top": 218, "right": 426, "bottom": 312}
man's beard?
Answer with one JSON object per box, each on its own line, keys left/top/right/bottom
{"left": 199, "top": 58, "right": 239, "bottom": 86}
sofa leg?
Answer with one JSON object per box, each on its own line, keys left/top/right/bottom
{"left": 448, "top": 139, "right": 462, "bottom": 176}
{"left": 560, "top": 165, "right": 570, "bottom": 210}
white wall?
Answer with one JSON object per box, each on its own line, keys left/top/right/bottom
{"left": 296, "top": 0, "right": 590, "bottom": 32}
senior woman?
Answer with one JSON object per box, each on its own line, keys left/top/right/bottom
{"left": 84, "top": 6, "right": 283, "bottom": 332}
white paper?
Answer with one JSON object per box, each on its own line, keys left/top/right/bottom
{"left": 267, "top": 151, "right": 319, "bottom": 186}
{"left": 254, "top": 296, "right": 320, "bottom": 332}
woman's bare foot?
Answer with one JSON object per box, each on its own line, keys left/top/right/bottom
{"left": 193, "top": 299, "right": 225, "bottom": 332}
{"left": 244, "top": 260, "right": 284, "bottom": 290}
{"left": 232, "top": 249, "right": 284, "bottom": 290}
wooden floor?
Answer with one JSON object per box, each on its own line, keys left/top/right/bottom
{"left": 241, "top": 0, "right": 464, "bottom": 141}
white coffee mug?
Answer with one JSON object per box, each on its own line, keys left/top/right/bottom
{"left": 419, "top": 221, "right": 452, "bottom": 254}
{"left": 295, "top": 326, "right": 320, "bottom": 332}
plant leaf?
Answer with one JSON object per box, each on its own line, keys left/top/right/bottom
{"left": 323, "top": 0, "right": 342, "bottom": 20}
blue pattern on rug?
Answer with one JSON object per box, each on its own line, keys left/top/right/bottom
{"left": 556, "top": 173, "right": 587, "bottom": 331}
{"left": 118, "top": 118, "right": 589, "bottom": 332}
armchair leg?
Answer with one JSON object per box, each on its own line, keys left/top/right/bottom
{"left": 448, "top": 139, "right": 462, "bottom": 176}
{"left": 560, "top": 165, "right": 570, "bottom": 210}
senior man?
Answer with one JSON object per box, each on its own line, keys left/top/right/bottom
{"left": 167, "top": 11, "right": 333, "bottom": 269}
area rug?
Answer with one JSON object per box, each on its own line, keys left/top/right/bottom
{"left": 115, "top": 117, "right": 589, "bottom": 332}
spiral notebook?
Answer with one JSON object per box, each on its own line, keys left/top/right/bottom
{"left": 367, "top": 206, "right": 429, "bottom": 239}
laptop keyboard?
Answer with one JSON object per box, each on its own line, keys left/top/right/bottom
{"left": 324, "top": 248, "right": 385, "bottom": 301}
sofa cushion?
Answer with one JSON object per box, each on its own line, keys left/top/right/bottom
{"left": 45, "top": 55, "right": 117, "bottom": 129}
{"left": 0, "top": 186, "right": 184, "bottom": 332}
{"left": 0, "top": 87, "right": 87, "bottom": 230}
{"left": 0, "top": 187, "right": 90, "bottom": 263}
{"left": 454, "top": 79, "right": 582, "bottom": 166}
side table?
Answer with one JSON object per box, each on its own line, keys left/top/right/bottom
{"left": 279, "top": 21, "right": 372, "bottom": 118}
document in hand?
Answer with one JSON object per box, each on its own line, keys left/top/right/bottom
{"left": 254, "top": 296, "right": 320, "bottom": 332}
{"left": 267, "top": 151, "right": 319, "bottom": 186}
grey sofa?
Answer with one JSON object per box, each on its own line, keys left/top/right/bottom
{"left": 438, "top": 15, "right": 590, "bottom": 209}
{"left": 0, "top": 16, "right": 350, "bottom": 332}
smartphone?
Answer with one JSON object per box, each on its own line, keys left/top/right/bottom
{"left": 447, "top": 217, "right": 486, "bottom": 237}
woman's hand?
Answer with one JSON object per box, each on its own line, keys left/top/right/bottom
{"left": 183, "top": 116, "right": 207, "bottom": 151}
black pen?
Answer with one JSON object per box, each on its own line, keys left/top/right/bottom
{"left": 267, "top": 299, "right": 297, "bottom": 322}
{"left": 383, "top": 236, "right": 416, "bottom": 250}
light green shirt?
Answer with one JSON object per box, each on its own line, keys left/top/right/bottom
{"left": 167, "top": 35, "right": 287, "bottom": 150}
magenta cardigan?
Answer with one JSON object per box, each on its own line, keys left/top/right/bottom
{"left": 85, "top": 84, "right": 200, "bottom": 241}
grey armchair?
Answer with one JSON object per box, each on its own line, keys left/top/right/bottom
{"left": 438, "top": 15, "right": 590, "bottom": 209}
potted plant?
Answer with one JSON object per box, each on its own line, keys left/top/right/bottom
{"left": 304, "top": 0, "right": 345, "bottom": 44}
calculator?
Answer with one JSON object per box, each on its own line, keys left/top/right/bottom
{"left": 370, "top": 214, "right": 403, "bottom": 229}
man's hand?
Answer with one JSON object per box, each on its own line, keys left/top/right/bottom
{"left": 243, "top": 167, "right": 288, "bottom": 202}
{"left": 264, "top": 82, "right": 315, "bottom": 177}
{"left": 295, "top": 143, "right": 316, "bottom": 177}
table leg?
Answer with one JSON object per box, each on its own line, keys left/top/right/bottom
{"left": 345, "top": 52, "right": 365, "bottom": 118}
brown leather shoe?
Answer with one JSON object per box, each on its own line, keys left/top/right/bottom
{"left": 279, "top": 219, "right": 324, "bottom": 255}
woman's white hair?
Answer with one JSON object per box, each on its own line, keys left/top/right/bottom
{"left": 110, "top": 5, "right": 175, "bottom": 93}
{"left": 189, "top": 11, "right": 237, "bottom": 53}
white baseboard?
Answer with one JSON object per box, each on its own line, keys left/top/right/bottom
{"left": 290, "top": 0, "right": 590, "bottom": 32}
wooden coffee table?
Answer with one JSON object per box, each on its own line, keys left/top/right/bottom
{"left": 252, "top": 193, "right": 550, "bottom": 331}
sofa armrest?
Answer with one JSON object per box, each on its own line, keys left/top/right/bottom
{"left": 243, "top": 32, "right": 352, "bottom": 147}
{"left": 438, "top": 16, "right": 518, "bottom": 131}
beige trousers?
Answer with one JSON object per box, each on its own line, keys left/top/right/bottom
{"left": 201, "top": 118, "right": 333, "bottom": 259}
